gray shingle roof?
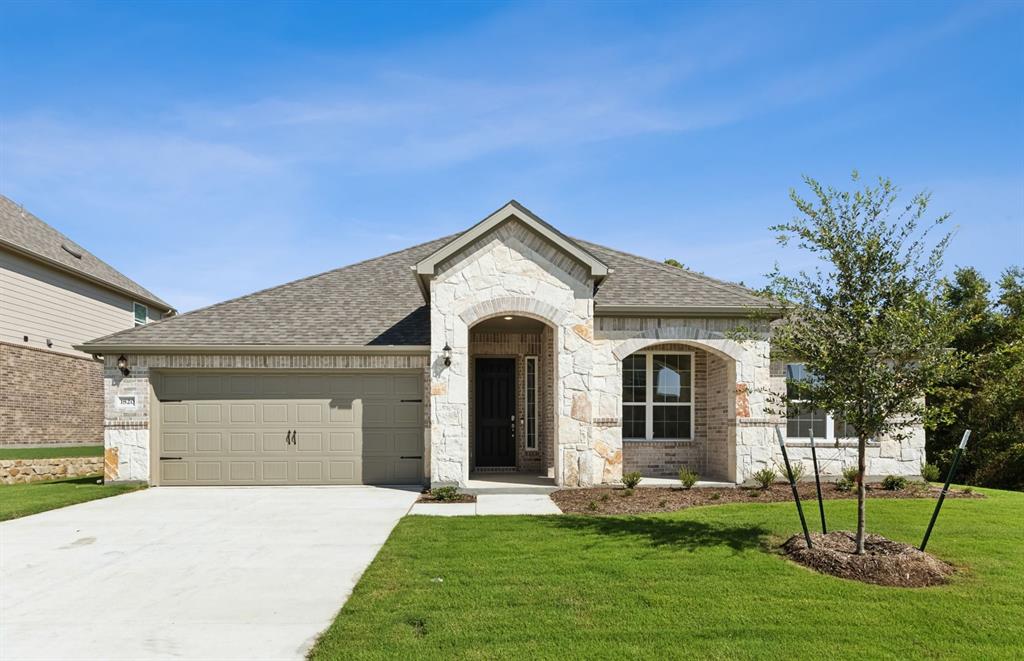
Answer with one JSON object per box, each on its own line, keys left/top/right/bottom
{"left": 0, "top": 194, "right": 172, "bottom": 310}
{"left": 81, "top": 209, "right": 766, "bottom": 350}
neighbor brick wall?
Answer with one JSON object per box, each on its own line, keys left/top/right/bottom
{"left": 0, "top": 342, "right": 103, "bottom": 446}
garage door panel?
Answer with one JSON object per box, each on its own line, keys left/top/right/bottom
{"left": 154, "top": 371, "right": 422, "bottom": 485}
{"left": 329, "top": 431, "right": 356, "bottom": 453}
{"left": 296, "top": 403, "right": 323, "bottom": 424}
{"left": 229, "top": 404, "right": 257, "bottom": 424}
{"left": 262, "top": 403, "right": 289, "bottom": 424}
{"left": 262, "top": 431, "right": 290, "bottom": 452}
{"left": 229, "top": 432, "right": 256, "bottom": 453}
{"left": 295, "top": 431, "right": 323, "bottom": 452}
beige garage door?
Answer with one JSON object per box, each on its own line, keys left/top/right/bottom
{"left": 153, "top": 372, "right": 424, "bottom": 485}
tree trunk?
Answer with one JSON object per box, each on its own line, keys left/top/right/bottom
{"left": 855, "top": 435, "right": 867, "bottom": 554}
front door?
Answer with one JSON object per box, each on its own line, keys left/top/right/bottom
{"left": 474, "top": 358, "right": 516, "bottom": 467}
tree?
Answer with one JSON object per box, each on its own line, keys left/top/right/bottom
{"left": 764, "top": 172, "right": 957, "bottom": 554}
{"left": 928, "top": 267, "right": 1024, "bottom": 490}
{"left": 664, "top": 258, "right": 686, "bottom": 269}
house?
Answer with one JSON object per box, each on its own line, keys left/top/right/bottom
{"left": 78, "top": 201, "right": 925, "bottom": 486}
{"left": 0, "top": 195, "right": 174, "bottom": 446}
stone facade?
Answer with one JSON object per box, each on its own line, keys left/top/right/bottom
{"left": 0, "top": 342, "right": 103, "bottom": 446}
{"left": 0, "top": 456, "right": 103, "bottom": 484}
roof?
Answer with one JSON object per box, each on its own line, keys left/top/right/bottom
{"left": 80, "top": 201, "right": 768, "bottom": 352}
{"left": 0, "top": 195, "right": 173, "bottom": 311}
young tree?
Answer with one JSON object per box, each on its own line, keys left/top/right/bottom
{"left": 765, "top": 172, "right": 958, "bottom": 554}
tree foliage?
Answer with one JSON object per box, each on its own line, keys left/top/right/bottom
{"left": 928, "top": 267, "right": 1024, "bottom": 491}
{"left": 764, "top": 172, "right": 958, "bottom": 553}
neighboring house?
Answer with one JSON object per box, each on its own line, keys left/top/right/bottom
{"left": 79, "top": 201, "right": 924, "bottom": 486}
{"left": 0, "top": 195, "right": 174, "bottom": 446}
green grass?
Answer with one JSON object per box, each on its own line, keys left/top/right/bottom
{"left": 0, "top": 475, "right": 144, "bottom": 521}
{"left": 0, "top": 445, "right": 103, "bottom": 460}
{"left": 312, "top": 488, "right": 1024, "bottom": 660}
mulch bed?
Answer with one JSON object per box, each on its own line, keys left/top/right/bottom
{"left": 551, "top": 482, "right": 982, "bottom": 515}
{"left": 782, "top": 531, "right": 956, "bottom": 587}
{"left": 417, "top": 492, "right": 477, "bottom": 504}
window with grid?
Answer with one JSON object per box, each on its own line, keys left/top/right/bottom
{"left": 622, "top": 352, "right": 693, "bottom": 440}
{"left": 133, "top": 302, "right": 148, "bottom": 326}
{"left": 525, "top": 356, "right": 538, "bottom": 450}
{"left": 785, "top": 363, "right": 857, "bottom": 441}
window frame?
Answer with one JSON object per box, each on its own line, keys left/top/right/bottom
{"left": 784, "top": 362, "right": 857, "bottom": 443}
{"left": 524, "top": 355, "right": 539, "bottom": 451}
{"left": 133, "top": 302, "right": 148, "bottom": 327}
{"left": 622, "top": 350, "right": 695, "bottom": 442}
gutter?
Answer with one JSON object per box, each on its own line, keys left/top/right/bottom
{"left": 0, "top": 238, "right": 175, "bottom": 313}
{"left": 74, "top": 343, "right": 431, "bottom": 356}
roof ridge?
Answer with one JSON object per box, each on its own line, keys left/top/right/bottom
{"left": 84, "top": 232, "right": 458, "bottom": 347}
{"left": 575, "top": 236, "right": 764, "bottom": 303}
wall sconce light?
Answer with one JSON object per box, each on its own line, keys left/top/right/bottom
{"left": 442, "top": 343, "right": 452, "bottom": 367}
{"left": 116, "top": 355, "right": 131, "bottom": 377}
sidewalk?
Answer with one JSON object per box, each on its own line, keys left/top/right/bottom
{"left": 410, "top": 493, "right": 562, "bottom": 516}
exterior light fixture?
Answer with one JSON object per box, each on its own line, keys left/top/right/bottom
{"left": 116, "top": 355, "right": 131, "bottom": 377}
{"left": 503, "top": 316, "right": 514, "bottom": 320}
{"left": 442, "top": 343, "right": 452, "bottom": 367}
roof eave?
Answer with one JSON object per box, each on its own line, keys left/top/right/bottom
{"left": 74, "top": 343, "right": 431, "bottom": 356}
{"left": 0, "top": 238, "right": 175, "bottom": 313}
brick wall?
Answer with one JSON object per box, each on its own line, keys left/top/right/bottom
{"left": 622, "top": 344, "right": 732, "bottom": 480}
{"left": 0, "top": 342, "right": 103, "bottom": 445}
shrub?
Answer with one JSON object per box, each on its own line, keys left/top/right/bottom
{"left": 710, "top": 492, "right": 721, "bottom": 500}
{"left": 621, "top": 471, "right": 643, "bottom": 489}
{"left": 598, "top": 493, "right": 611, "bottom": 502}
{"left": 658, "top": 499, "right": 667, "bottom": 508}
{"left": 586, "top": 500, "right": 598, "bottom": 511}
{"left": 835, "top": 477, "right": 854, "bottom": 492}
{"left": 678, "top": 467, "right": 699, "bottom": 489}
{"left": 921, "top": 462, "right": 942, "bottom": 482}
{"left": 431, "top": 486, "right": 460, "bottom": 501}
{"left": 882, "top": 475, "right": 909, "bottom": 491}
{"left": 620, "top": 488, "right": 634, "bottom": 497}
{"left": 842, "top": 466, "right": 860, "bottom": 483}
{"left": 752, "top": 467, "right": 777, "bottom": 489}
{"left": 780, "top": 461, "right": 807, "bottom": 482}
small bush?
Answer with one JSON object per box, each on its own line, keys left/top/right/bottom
{"left": 586, "top": 500, "right": 598, "bottom": 511}
{"left": 678, "top": 467, "right": 699, "bottom": 489}
{"left": 964, "top": 486, "right": 974, "bottom": 495}
{"left": 842, "top": 466, "right": 860, "bottom": 483}
{"left": 620, "top": 488, "right": 634, "bottom": 497}
{"left": 431, "top": 486, "right": 460, "bottom": 501}
{"left": 882, "top": 475, "right": 909, "bottom": 491}
{"left": 921, "top": 463, "right": 941, "bottom": 482}
{"left": 598, "top": 493, "right": 611, "bottom": 502}
{"left": 752, "top": 467, "right": 777, "bottom": 489}
{"left": 621, "top": 471, "right": 643, "bottom": 489}
{"left": 658, "top": 499, "right": 667, "bottom": 508}
{"left": 835, "top": 478, "right": 854, "bottom": 492}
{"left": 710, "top": 492, "right": 721, "bottom": 500}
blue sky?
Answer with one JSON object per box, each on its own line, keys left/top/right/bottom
{"left": 1, "top": 1, "right": 1021, "bottom": 312}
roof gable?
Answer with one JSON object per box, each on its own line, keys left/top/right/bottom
{"left": 0, "top": 195, "right": 172, "bottom": 311}
{"left": 414, "top": 200, "right": 609, "bottom": 282}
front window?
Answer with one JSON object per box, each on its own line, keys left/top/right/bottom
{"left": 622, "top": 352, "right": 693, "bottom": 440}
{"left": 133, "top": 302, "right": 148, "bottom": 326}
{"left": 785, "top": 363, "right": 857, "bottom": 441}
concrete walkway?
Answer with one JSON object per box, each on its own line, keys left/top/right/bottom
{"left": 0, "top": 486, "right": 419, "bottom": 661}
{"left": 410, "top": 493, "right": 562, "bottom": 516}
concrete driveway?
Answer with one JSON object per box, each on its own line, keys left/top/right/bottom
{"left": 0, "top": 486, "right": 419, "bottom": 660}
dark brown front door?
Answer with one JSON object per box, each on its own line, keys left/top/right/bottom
{"left": 475, "top": 358, "right": 516, "bottom": 467}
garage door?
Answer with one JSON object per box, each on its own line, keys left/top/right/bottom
{"left": 153, "top": 372, "right": 424, "bottom": 485}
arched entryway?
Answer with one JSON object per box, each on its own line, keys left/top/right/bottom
{"left": 618, "top": 341, "right": 736, "bottom": 482}
{"left": 467, "top": 314, "right": 557, "bottom": 479}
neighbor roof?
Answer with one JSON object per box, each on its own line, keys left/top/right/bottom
{"left": 80, "top": 201, "right": 768, "bottom": 352}
{"left": 0, "top": 195, "right": 173, "bottom": 311}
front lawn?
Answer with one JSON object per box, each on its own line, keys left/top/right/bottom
{"left": 0, "top": 445, "right": 103, "bottom": 460}
{"left": 0, "top": 476, "right": 144, "bottom": 521}
{"left": 312, "top": 488, "right": 1023, "bottom": 660}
